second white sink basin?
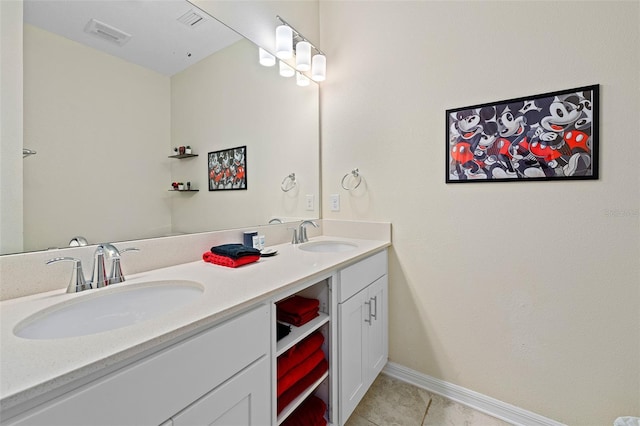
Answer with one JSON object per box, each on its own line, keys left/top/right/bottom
{"left": 14, "top": 280, "right": 204, "bottom": 340}
{"left": 299, "top": 240, "right": 358, "bottom": 253}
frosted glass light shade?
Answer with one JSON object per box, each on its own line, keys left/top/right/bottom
{"left": 296, "top": 72, "right": 310, "bottom": 86}
{"left": 279, "top": 60, "right": 295, "bottom": 77}
{"left": 295, "top": 41, "right": 311, "bottom": 71}
{"left": 258, "top": 47, "right": 275, "bottom": 67}
{"left": 311, "top": 54, "right": 326, "bottom": 81}
{"left": 275, "top": 25, "right": 293, "bottom": 59}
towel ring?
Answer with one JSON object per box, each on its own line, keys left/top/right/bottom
{"left": 281, "top": 173, "right": 297, "bottom": 192}
{"left": 341, "top": 168, "right": 362, "bottom": 191}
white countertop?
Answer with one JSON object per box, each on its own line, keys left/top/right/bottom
{"left": 0, "top": 236, "right": 389, "bottom": 414}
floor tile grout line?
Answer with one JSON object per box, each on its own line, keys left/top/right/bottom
{"left": 421, "top": 397, "right": 433, "bottom": 425}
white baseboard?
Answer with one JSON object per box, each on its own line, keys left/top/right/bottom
{"left": 382, "top": 362, "right": 566, "bottom": 426}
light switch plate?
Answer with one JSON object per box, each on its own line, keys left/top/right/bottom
{"left": 330, "top": 194, "right": 340, "bottom": 211}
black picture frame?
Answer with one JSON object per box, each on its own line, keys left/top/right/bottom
{"left": 446, "top": 84, "right": 599, "bottom": 183}
{"left": 208, "top": 145, "right": 247, "bottom": 191}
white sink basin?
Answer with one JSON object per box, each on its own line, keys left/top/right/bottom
{"left": 14, "top": 280, "right": 204, "bottom": 340}
{"left": 299, "top": 240, "right": 358, "bottom": 253}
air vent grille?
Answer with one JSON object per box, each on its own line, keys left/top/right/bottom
{"left": 177, "top": 10, "right": 206, "bottom": 27}
{"left": 84, "top": 18, "right": 132, "bottom": 46}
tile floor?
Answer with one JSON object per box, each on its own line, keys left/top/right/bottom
{"left": 345, "top": 373, "right": 512, "bottom": 426}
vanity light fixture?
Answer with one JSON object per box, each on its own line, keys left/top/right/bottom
{"left": 259, "top": 47, "right": 276, "bottom": 67}
{"left": 275, "top": 15, "right": 326, "bottom": 82}
{"left": 275, "top": 25, "right": 293, "bottom": 59}
{"left": 311, "top": 54, "right": 326, "bottom": 82}
{"left": 279, "top": 60, "right": 295, "bottom": 78}
{"left": 296, "top": 41, "right": 311, "bottom": 71}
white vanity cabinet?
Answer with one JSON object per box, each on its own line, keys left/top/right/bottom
{"left": 4, "top": 304, "right": 271, "bottom": 426}
{"left": 337, "top": 250, "right": 388, "bottom": 424}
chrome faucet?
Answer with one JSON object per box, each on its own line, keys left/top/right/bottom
{"left": 298, "top": 220, "right": 318, "bottom": 244}
{"left": 47, "top": 243, "right": 139, "bottom": 293}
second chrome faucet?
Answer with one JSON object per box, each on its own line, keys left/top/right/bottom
{"left": 290, "top": 220, "right": 319, "bottom": 244}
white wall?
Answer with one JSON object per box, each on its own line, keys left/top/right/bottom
{"left": 170, "top": 38, "right": 319, "bottom": 232}
{"left": 319, "top": 1, "right": 639, "bottom": 424}
{"left": 23, "top": 24, "right": 172, "bottom": 251}
{"left": 0, "top": 0, "right": 24, "bottom": 254}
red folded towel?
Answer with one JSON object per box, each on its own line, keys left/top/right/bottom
{"left": 278, "top": 332, "right": 324, "bottom": 380}
{"left": 281, "top": 396, "right": 327, "bottom": 426}
{"left": 277, "top": 295, "right": 319, "bottom": 316}
{"left": 277, "top": 348, "right": 325, "bottom": 397}
{"left": 277, "top": 310, "right": 320, "bottom": 327}
{"left": 202, "top": 251, "right": 259, "bottom": 268}
{"left": 277, "top": 359, "right": 328, "bottom": 414}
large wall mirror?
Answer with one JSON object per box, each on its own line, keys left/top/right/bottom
{"left": 2, "top": 0, "right": 319, "bottom": 255}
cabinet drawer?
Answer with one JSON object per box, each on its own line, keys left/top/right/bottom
{"left": 7, "top": 304, "right": 270, "bottom": 426}
{"left": 338, "top": 250, "right": 387, "bottom": 303}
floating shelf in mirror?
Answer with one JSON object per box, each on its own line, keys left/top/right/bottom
{"left": 169, "top": 189, "right": 199, "bottom": 192}
{"left": 169, "top": 154, "right": 199, "bottom": 159}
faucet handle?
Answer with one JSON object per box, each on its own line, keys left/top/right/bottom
{"left": 287, "top": 227, "right": 299, "bottom": 244}
{"left": 92, "top": 247, "right": 107, "bottom": 289}
{"left": 107, "top": 247, "right": 139, "bottom": 284}
{"left": 46, "top": 257, "right": 91, "bottom": 293}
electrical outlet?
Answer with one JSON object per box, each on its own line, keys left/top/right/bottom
{"left": 305, "top": 194, "right": 314, "bottom": 211}
{"left": 330, "top": 194, "right": 340, "bottom": 211}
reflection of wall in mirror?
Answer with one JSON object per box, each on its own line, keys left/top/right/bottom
{"left": 170, "top": 38, "right": 319, "bottom": 235}
{"left": 17, "top": 25, "right": 319, "bottom": 254}
{"left": 22, "top": 24, "right": 171, "bottom": 253}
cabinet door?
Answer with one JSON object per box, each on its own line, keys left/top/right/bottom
{"left": 365, "top": 275, "right": 388, "bottom": 386}
{"left": 172, "top": 356, "right": 270, "bottom": 426}
{"left": 338, "top": 289, "right": 369, "bottom": 423}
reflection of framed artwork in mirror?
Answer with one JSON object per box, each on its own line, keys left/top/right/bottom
{"left": 208, "top": 146, "right": 247, "bottom": 191}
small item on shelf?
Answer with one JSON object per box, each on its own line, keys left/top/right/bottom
{"left": 172, "top": 182, "right": 179, "bottom": 190}
{"left": 185, "top": 145, "right": 192, "bottom": 154}
{"left": 178, "top": 182, "right": 184, "bottom": 190}
{"left": 173, "top": 147, "right": 178, "bottom": 156}
{"left": 277, "top": 322, "right": 292, "bottom": 341}
{"left": 281, "top": 395, "right": 327, "bottom": 426}
{"left": 186, "top": 181, "right": 191, "bottom": 190}
{"left": 276, "top": 295, "right": 320, "bottom": 327}
{"left": 179, "top": 146, "right": 186, "bottom": 155}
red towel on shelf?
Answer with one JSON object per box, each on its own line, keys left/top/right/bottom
{"left": 278, "top": 332, "right": 325, "bottom": 380}
{"left": 277, "top": 348, "right": 325, "bottom": 397}
{"left": 277, "top": 310, "right": 320, "bottom": 327}
{"left": 277, "top": 359, "right": 328, "bottom": 414}
{"left": 202, "top": 251, "right": 259, "bottom": 268}
{"left": 277, "top": 296, "right": 320, "bottom": 326}
{"left": 281, "top": 395, "right": 327, "bottom": 426}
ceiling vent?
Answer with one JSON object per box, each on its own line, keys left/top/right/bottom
{"left": 84, "top": 18, "right": 132, "bottom": 46}
{"left": 177, "top": 10, "right": 206, "bottom": 28}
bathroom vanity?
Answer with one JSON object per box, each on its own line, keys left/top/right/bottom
{"left": 0, "top": 234, "right": 390, "bottom": 426}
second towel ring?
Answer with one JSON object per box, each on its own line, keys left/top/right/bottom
{"left": 341, "top": 168, "right": 362, "bottom": 191}
{"left": 281, "top": 173, "right": 297, "bottom": 192}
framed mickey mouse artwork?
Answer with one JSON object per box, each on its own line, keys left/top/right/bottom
{"left": 446, "top": 85, "right": 599, "bottom": 183}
